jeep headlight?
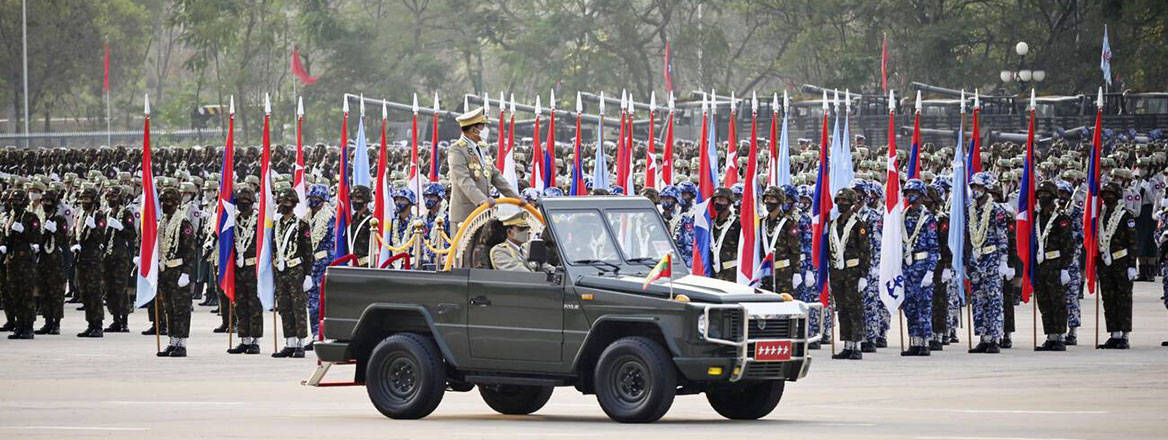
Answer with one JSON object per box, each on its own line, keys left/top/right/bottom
{"left": 697, "top": 314, "right": 723, "bottom": 339}
{"left": 697, "top": 314, "right": 708, "bottom": 336}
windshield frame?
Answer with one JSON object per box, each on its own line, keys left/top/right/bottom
{"left": 542, "top": 201, "right": 691, "bottom": 279}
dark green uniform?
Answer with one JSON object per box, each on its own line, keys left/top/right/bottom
{"left": 36, "top": 211, "right": 68, "bottom": 333}
{"left": 1098, "top": 203, "right": 1137, "bottom": 335}
{"left": 932, "top": 211, "right": 951, "bottom": 341}
{"left": 159, "top": 211, "right": 196, "bottom": 339}
{"left": 829, "top": 207, "right": 871, "bottom": 347}
{"left": 234, "top": 210, "right": 263, "bottom": 342}
{"left": 72, "top": 207, "right": 107, "bottom": 334}
{"left": 104, "top": 205, "right": 137, "bottom": 332}
{"left": 5, "top": 206, "right": 41, "bottom": 338}
{"left": 274, "top": 214, "right": 312, "bottom": 341}
{"left": 760, "top": 213, "right": 802, "bottom": 295}
{"left": 1034, "top": 207, "right": 1074, "bottom": 337}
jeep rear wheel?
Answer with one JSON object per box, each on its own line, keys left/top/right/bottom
{"left": 706, "top": 380, "right": 784, "bottom": 420}
{"left": 365, "top": 333, "right": 446, "bottom": 419}
{"left": 479, "top": 384, "right": 555, "bottom": 415}
{"left": 594, "top": 337, "right": 676, "bottom": 423}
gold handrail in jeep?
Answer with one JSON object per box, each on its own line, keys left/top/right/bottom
{"left": 441, "top": 197, "right": 545, "bottom": 272}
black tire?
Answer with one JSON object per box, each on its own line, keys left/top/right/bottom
{"left": 365, "top": 333, "right": 446, "bottom": 419}
{"left": 706, "top": 380, "right": 784, "bottom": 420}
{"left": 593, "top": 336, "right": 677, "bottom": 423}
{"left": 479, "top": 384, "right": 555, "bottom": 415}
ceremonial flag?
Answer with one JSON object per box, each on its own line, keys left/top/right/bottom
{"left": 215, "top": 97, "right": 238, "bottom": 301}
{"left": 430, "top": 93, "right": 442, "bottom": 183}
{"left": 502, "top": 96, "right": 518, "bottom": 192}
{"left": 967, "top": 91, "right": 982, "bottom": 176}
{"left": 291, "top": 45, "right": 318, "bottom": 86}
{"left": 644, "top": 92, "right": 659, "bottom": 191}
{"left": 723, "top": 92, "right": 740, "bottom": 187}
{"left": 707, "top": 90, "right": 720, "bottom": 187}
{"left": 351, "top": 98, "right": 372, "bottom": 187}
{"left": 737, "top": 93, "right": 762, "bottom": 286}
{"left": 293, "top": 97, "right": 308, "bottom": 218}
{"left": 830, "top": 90, "right": 856, "bottom": 195}
{"left": 103, "top": 39, "right": 111, "bottom": 93}
{"left": 256, "top": 94, "right": 276, "bottom": 311}
{"left": 135, "top": 95, "right": 160, "bottom": 308}
{"left": 692, "top": 92, "right": 715, "bottom": 276}
{"left": 1083, "top": 88, "right": 1104, "bottom": 295}
{"left": 531, "top": 95, "right": 545, "bottom": 191}
{"left": 949, "top": 94, "right": 969, "bottom": 292}
{"left": 408, "top": 95, "right": 424, "bottom": 216}
{"left": 811, "top": 92, "right": 833, "bottom": 305}
{"left": 907, "top": 91, "right": 922, "bottom": 179}
{"left": 878, "top": 89, "right": 905, "bottom": 315}
{"left": 333, "top": 98, "right": 352, "bottom": 262}
{"left": 1101, "top": 25, "right": 1112, "bottom": 86}
{"left": 642, "top": 253, "right": 672, "bottom": 290}
{"left": 663, "top": 92, "right": 675, "bottom": 186}
{"left": 771, "top": 92, "right": 791, "bottom": 186}
{"left": 881, "top": 33, "right": 889, "bottom": 93}
{"left": 496, "top": 92, "right": 507, "bottom": 171}
{"left": 663, "top": 40, "right": 674, "bottom": 95}
{"left": 571, "top": 93, "right": 586, "bottom": 196}
{"left": 616, "top": 91, "right": 628, "bottom": 193}
{"left": 373, "top": 100, "right": 390, "bottom": 266}
{"left": 623, "top": 100, "right": 635, "bottom": 193}
{"left": 1016, "top": 90, "right": 1038, "bottom": 304}
{"left": 544, "top": 91, "right": 557, "bottom": 190}
{"left": 592, "top": 93, "right": 609, "bottom": 191}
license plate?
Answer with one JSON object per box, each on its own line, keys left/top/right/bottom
{"left": 754, "top": 341, "right": 792, "bottom": 362}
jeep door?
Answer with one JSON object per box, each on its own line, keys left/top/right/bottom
{"left": 466, "top": 268, "right": 564, "bottom": 364}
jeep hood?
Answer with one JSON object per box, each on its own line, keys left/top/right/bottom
{"left": 575, "top": 274, "right": 794, "bottom": 304}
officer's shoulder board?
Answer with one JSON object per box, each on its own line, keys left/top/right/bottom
{"left": 453, "top": 138, "right": 469, "bottom": 149}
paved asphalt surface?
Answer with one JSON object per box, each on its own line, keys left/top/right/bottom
{"left": 1, "top": 282, "right": 1166, "bottom": 440}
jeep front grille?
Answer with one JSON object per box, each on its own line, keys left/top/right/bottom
{"left": 746, "top": 318, "right": 798, "bottom": 339}
{"left": 742, "top": 362, "right": 785, "bottom": 379}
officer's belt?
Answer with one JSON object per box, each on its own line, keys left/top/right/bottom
{"left": 358, "top": 256, "right": 369, "bottom": 266}
{"left": 314, "top": 250, "right": 328, "bottom": 260}
{"left": 279, "top": 257, "right": 301, "bottom": 269}
{"left": 1111, "top": 249, "right": 1128, "bottom": 260}
{"left": 1044, "top": 250, "right": 1060, "bottom": 260}
{"left": 980, "top": 245, "right": 997, "bottom": 255}
{"left": 775, "top": 259, "right": 790, "bottom": 269}
{"left": 720, "top": 260, "right": 738, "bottom": 271}
{"left": 846, "top": 258, "right": 860, "bottom": 268}
{"left": 913, "top": 251, "right": 929, "bottom": 261}
{"left": 240, "top": 257, "right": 256, "bottom": 268}
{"left": 163, "top": 258, "right": 183, "bottom": 268}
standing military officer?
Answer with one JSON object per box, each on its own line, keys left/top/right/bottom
{"left": 1056, "top": 180, "right": 1085, "bottom": 344}
{"left": 156, "top": 187, "right": 195, "bottom": 357}
{"left": 901, "top": 179, "right": 940, "bottom": 356}
{"left": 305, "top": 183, "right": 334, "bottom": 347}
{"left": 35, "top": 188, "right": 67, "bottom": 335}
{"left": 1033, "top": 181, "right": 1075, "bottom": 351}
{"left": 348, "top": 185, "right": 374, "bottom": 267}
{"left": 272, "top": 188, "right": 313, "bottom": 358}
{"left": 829, "top": 188, "right": 871, "bottom": 360}
{"left": 659, "top": 185, "right": 694, "bottom": 267}
{"left": 760, "top": 185, "right": 802, "bottom": 296}
{"left": 447, "top": 107, "right": 520, "bottom": 231}
{"left": 103, "top": 186, "right": 136, "bottom": 333}
{"left": 4, "top": 190, "right": 40, "bottom": 339}
{"left": 967, "top": 172, "right": 1011, "bottom": 354}
{"left": 420, "top": 183, "right": 449, "bottom": 270}
{"left": 1097, "top": 182, "right": 1138, "bottom": 349}
{"left": 857, "top": 182, "right": 889, "bottom": 352}
{"left": 709, "top": 187, "right": 740, "bottom": 282}
{"left": 72, "top": 186, "right": 107, "bottom": 338}
{"left": 228, "top": 188, "right": 263, "bottom": 354}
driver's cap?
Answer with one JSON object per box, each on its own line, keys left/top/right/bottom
{"left": 496, "top": 204, "right": 526, "bottom": 227}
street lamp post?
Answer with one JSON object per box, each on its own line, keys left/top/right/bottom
{"left": 1000, "top": 41, "right": 1045, "bottom": 97}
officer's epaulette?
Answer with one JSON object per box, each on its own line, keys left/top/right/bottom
{"left": 453, "top": 139, "right": 468, "bottom": 148}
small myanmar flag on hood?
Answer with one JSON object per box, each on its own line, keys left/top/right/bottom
{"left": 642, "top": 254, "right": 673, "bottom": 290}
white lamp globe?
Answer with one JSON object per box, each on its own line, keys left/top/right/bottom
{"left": 1015, "top": 41, "right": 1029, "bottom": 56}
{"left": 1000, "top": 70, "right": 1014, "bottom": 83}
{"left": 1018, "top": 70, "right": 1033, "bottom": 82}
{"left": 1032, "top": 70, "right": 1046, "bottom": 82}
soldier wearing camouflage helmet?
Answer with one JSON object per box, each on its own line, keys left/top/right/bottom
{"left": 228, "top": 187, "right": 263, "bottom": 355}
{"left": 71, "top": 186, "right": 107, "bottom": 338}
{"left": 1097, "top": 181, "right": 1137, "bottom": 349}
{"left": 272, "top": 188, "right": 313, "bottom": 358}
{"left": 759, "top": 185, "right": 802, "bottom": 297}
{"left": 156, "top": 186, "right": 196, "bottom": 357}
{"left": 102, "top": 185, "right": 136, "bottom": 333}
{"left": 828, "top": 187, "right": 870, "bottom": 360}
{"left": 3, "top": 188, "right": 41, "bottom": 339}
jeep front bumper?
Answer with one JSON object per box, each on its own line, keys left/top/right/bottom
{"left": 693, "top": 302, "right": 825, "bottom": 382}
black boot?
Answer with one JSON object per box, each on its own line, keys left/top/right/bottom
{"left": 291, "top": 348, "right": 305, "bottom": 358}
{"left": 212, "top": 325, "right": 228, "bottom": 333}
{"left": 104, "top": 320, "right": 120, "bottom": 332}
{"left": 48, "top": 319, "right": 60, "bottom": 335}
{"left": 141, "top": 323, "right": 158, "bottom": 335}
{"left": 1097, "top": 337, "right": 1120, "bottom": 349}
{"left": 831, "top": 349, "right": 853, "bottom": 360}
{"left": 928, "top": 340, "right": 943, "bottom": 351}
{"left": 34, "top": 320, "right": 54, "bottom": 335}
{"left": 808, "top": 342, "right": 821, "bottom": 350}
{"left": 245, "top": 344, "right": 261, "bottom": 354}
{"left": 1000, "top": 336, "right": 1013, "bottom": 349}
{"left": 984, "top": 341, "right": 1000, "bottom": 353}
{"left": 1065, "top": 334, "right": 1078, "bottom": 346}
{"left": 874, "top": 337, "right": 888, "bottom": 348}
{"left": 860, "top": 341, "right": 876, "bottom": 353}
{"left": 227, "top": 343, "right": 249, "bottom": 354}
{"left": 271, "top": 347, "right": 296, "bottom": 358}
{"left": 900, "top": 346, "right": 921, "bottom": 356}
{"left": 969, "top": 342, "right": 989, "bottom": 353}
{"left": 1115, "top": 338, "right": 1130, "bottom": 349}
{"left": 0, "top": 321, "right": 14, "bottom": 332}
{"left": 168, "top": 346, "right": 187, "bottom": 357}
{"left": 157, "top": 346, "right": 176, "bottom": 357}
{"left": 304, "top": 340, "right": 315, "bottom": 351}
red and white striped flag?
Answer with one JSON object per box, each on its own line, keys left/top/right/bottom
{"left": 135, "top": 95, "right": 159, "bottom": 308}
{"left": 723, "top": 92, "right": 740, "bottom": 187}
{"left": 878, "top": 89, "right": 905, "bottom": 315}
{"left": 736, "top": 92, "right": 761, "bottom": 286}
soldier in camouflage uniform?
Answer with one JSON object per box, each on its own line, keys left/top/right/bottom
{"left": 999, "top": 187, "right": 1021, "bottom": 349}
{"left": 35, "top": 188, "right": 68, "bottom": 335}
{"left": 829, "top": 188, "right": 871, "bottom": 360}
{"left": 901, "top": 179, "right": 940, "bottom": 356}
{"left": 857, "top": 182, "right": 889, "bottom": 352}
{"left": 1056, "top": 180, "right": 1085, "bottom": 345}
{"left": 926, "top": 183, "right": 952, "bottom": 350}
{"left": 796, "top": 184, "right": 831, "bottom": 345}
{"left": 72, "top": 186, "right": 107, "bottom": 338}
{"left": 4, "top": 190, "right": 41, "bottom": 339}
{"left": 1033, "top": 181, "right": 1075, "bottom": 351}
{"left": 349, "top": 185, "right": 374, "bottom": 268}
{"left": 709, "top": 187, "right": 740, "bottom": 282}
{"left": 388, "top": 188, "right": 419, "bottom": 267}
{"left": 272, "top": 188, "right": 313, "bottom": 358}
{"left": 103, "top": 186, "right": 136, "bottom": 333}
{"left": 420, "top": 183, "right": 450, "bottom": 270}
{"left": 228, "top": 188, "right": 263, "bottom": 355}
{"left": 1097, "top": 182, "right": 1138, "bottom": 349}
{"left": 759, "top": 185, "right": 802, "bottom": 296}
{"left": 659, "top": 185, "right": 694, "bottom": 267}
{"left": 156, "top": 187, "right": 196, "bottom": 357}
{"left": 674, "top": 182, "right": 698, "bottom": 267}
{"left": 305, "top": 183, "right": 334, "bottom": 346}
{"left": 967, "top": 172, "right": 1011, "bottom": 354}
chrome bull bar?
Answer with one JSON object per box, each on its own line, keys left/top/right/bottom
{"left": 699, "top": 301, "right": 821, "bottom": 382}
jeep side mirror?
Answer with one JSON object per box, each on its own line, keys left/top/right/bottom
{"left": 528, "top": 238, "right": 548, "bottom": 266}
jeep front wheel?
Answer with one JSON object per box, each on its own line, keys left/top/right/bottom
{"left": 365, "top": 333, "right": 446, "bottom": 419}
{"left": 706, "top": 380, "right": 784, "bottom": 420}
{"left": 479, "top": 384, "right": 554, "bottom": 415}
{"left": 593, "top": 337, "right": 677, "bottom": 423}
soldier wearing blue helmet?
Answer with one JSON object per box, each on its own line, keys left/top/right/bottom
{"left": 854, "top": 180, "right": 889, "bottom": 353}
{"left": 1055, "top": 179, "right": 1085, "bottom": 345}
{"left": 305, "top": 183, "right": 335, "bottom": 344}
{"left": 794, "top": 184, "right": 829, "bottom": 345}
{"left": 521, "top": 187, "right": 542, "bottom": 204}
{"left": 677, "top": 181, "right": 698, "bottom": 212}
{"left": 659, "top": 185, "right": 694, "bottom": 266}
{"left": 422, "top": 183, "right": 450, "bottom": 270}
{"left": 967, "top": 171, "right": 1012, "bottom": 354}
{"left": 900, "top": 179, "right": 940, "bottom": 356}
{"left": 730, "top": 183, "right": 745, "bottom": 212}
{"left": 542, "top": 187, "right": 564, "bottom": 198}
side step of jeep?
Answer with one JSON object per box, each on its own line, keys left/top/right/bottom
{"left": 302, "top": 360, "right": 359, "bottom": 387}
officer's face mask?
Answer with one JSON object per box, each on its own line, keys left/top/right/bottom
{"left": 204, "top": 191, "right": 216, "bottom": 202}
{"left": 161, "top": 199, "right": 176, "bottom": 214}
{"left": 781, "top": 202, "right": 793, "bottom": 212}
{"left": 661, "top": 200, "right": 676, "bottom": 212}
{"left": 395, "top": 202, "right": 410, "bottom": 214}
{"left": 28, "top": 191, "right": 41, "bottom": 202}
{"left": 836, "top": 202, "right": 852, "bottom": 214}
{"left": 278, "top": 201, "right": 294, "bottom": 214}
{"left": 799, "top": 199, "right": 811, "bottom": 211}
{"left": 182, "top": 194, "right": 194, "bottom": 204}
{"left": 424, "top": 197, "right": 439, "bottom": 210}
{"left": 352, "top": 201, "right": 367, "bottom": 211}
{"left": 906, "top": 193, "right": 921, "bottom": 204}
{"left": 764, "top": 201, "right": 779, "bottom": 213}
{"left": 713, "top": 201, "right": 730, "bottom": 213}
{"left": 972, "top": 188, "right": 986, "bottom": 200}
{"left": 478, "top": 127, "right": 490, "bottom": 142}
{"left": 237, "top": 200, "right": 254, "bottom": 212}
{"left": 511, "top": 227, "right": 530, "bottom": 243}
{"left": 308, "top": 196, "right": 323, "bottom": 208}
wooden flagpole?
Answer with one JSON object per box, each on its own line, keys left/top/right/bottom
{"left": 1094, "top": 276, "right": 1101, "bottom": 348}
{"left": 1033, "top": 291, "right": 1039, "bottom": 349}
{"left": 228, "top": 302, "right": 234, "bottom": 349}
{"left": 273, "top": 309, "right": 279, "bottom": 352}
{"left": 898, "top": 308, "right": 905, "bottom": 352}
{"left": 153, "top": 298, "right": 161, "bottom": 353}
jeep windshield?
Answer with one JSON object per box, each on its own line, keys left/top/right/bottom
{"left": 547, "top": 207, "right": 687, "bottom": 276}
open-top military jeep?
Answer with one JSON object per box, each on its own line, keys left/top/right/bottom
{"left": 306, "top": 196, "right": 822, "bottom": 423}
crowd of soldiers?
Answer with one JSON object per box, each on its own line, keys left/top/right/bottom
{"left": 2, "top": 118, "right": 1167, "bottom": 359}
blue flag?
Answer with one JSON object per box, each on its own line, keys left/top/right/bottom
{"left": 592, "top": 113, "right": 608, "bottom": 191}
{"left": 948, "top": 117, "right": 968, "bottom": 302}
{"left": 352, "top": 117, "right": 371, "bottom": 187}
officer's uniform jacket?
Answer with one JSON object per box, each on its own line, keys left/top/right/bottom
{"left": 447, "top": 135, "right": 519, "bottom": 224}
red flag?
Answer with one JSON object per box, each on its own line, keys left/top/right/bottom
{"left": 531, "top": 100, "right": 544, "bottom": 189}
{"left": 103, "top": 39, "right": 111, "bottom": 93}
{"left": 723, "top": 102, "right": 739, "bottom": 187}
{"left": 1084, "top": 89, "right": 1103, "bottom": 295}
{"left": 736, "top": 97, "right": 761, "bottom": 285}
{"left": 616, "top": 105, "right": 628, "bottom": 192}
{"left": 970, "top": 105, "right": 982, "bottom": 174}
{"left": 663, "top": 107, "right": 674, "bottom": 186}
{"left": 496, "top": 99, "right": 507, "bottom": 171}
{"left": 291, "top": 46, "right": 318, "bottom": 86}
{"left": 373, "top": 105, "right": 389, "bottom": 245}
{"left": 881, "top": 34, "right": 888, "bottom": 93}
{"left": 545, "top": 96, "right": 557, "bottom": 189}
{"left": 644, "top": 97, "right": 657, "bottom": 191}
{"left": 663, "top": 41, "right": 674, "bottom": 94}
{"left": 136, "top": 96, "right": 159, "bottom": 306}
{"left": 430, "top": 111, "right": 440, "bottom": 183}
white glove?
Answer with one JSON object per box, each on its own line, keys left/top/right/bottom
{"left": 303, "top": 276, "right": 314, "bottom": 292}
{"left": 1004, "top": 267, "right": 1016, "bottom": 280}
{"left": 792, "top": 273, "right": 803, "bottom": 288}
{"left": 133, "top": 256, "right": 140, "bottom": 266}
{"left": 1060, "top": 270, "right": 1071, "bottom": 285}
{"left": 85, "top": 215, "right": 96, "bottom": 229}
{"left": 1103, "top": 254, "right": 1112, "bottom": 267}
{"left": 293, "top": 205, "right": 309, "bottom": 219}
{"left": 857, "top": 277, "right": 868, "bottom": 291}
{"left": 177, "top": 273, "right": 190, "bottom": 287}
{"left": 31, "top": 244, "right": 39, "bottom": 253}
{"left": 107, "top": 217, "right": 124, "bottom": 231}
{"left": 804, "top": 270, "right": 815, "bottom": 287}
{"left": 202, "top": 241, "right": 213, "bottom": 251}
{"left": 922, "top": 271, "right": 934, "bottom": 288}
{"left": 1036, "top": 251, "right": 1045, "bottom": 264}
{"left": 0, "top": 246, "right": 6, "bottom": 254}
{"left": 43, "top": 220, "right": 56, "bottom": 233}
{"left": 70, "top": 244, "right": 81, "bottom": 253}
{"left": 10, "top": 222, "right": 23, "bottom": 233}
{"left": 1127, "top": 267, "right": 1137, "bottom": 281}
{"left": 942, "top": 269, "right": 953, "bottom": 283}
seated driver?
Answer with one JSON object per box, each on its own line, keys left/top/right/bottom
{"left": 490, "top": 206, "right": 536, "bottom": 271}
